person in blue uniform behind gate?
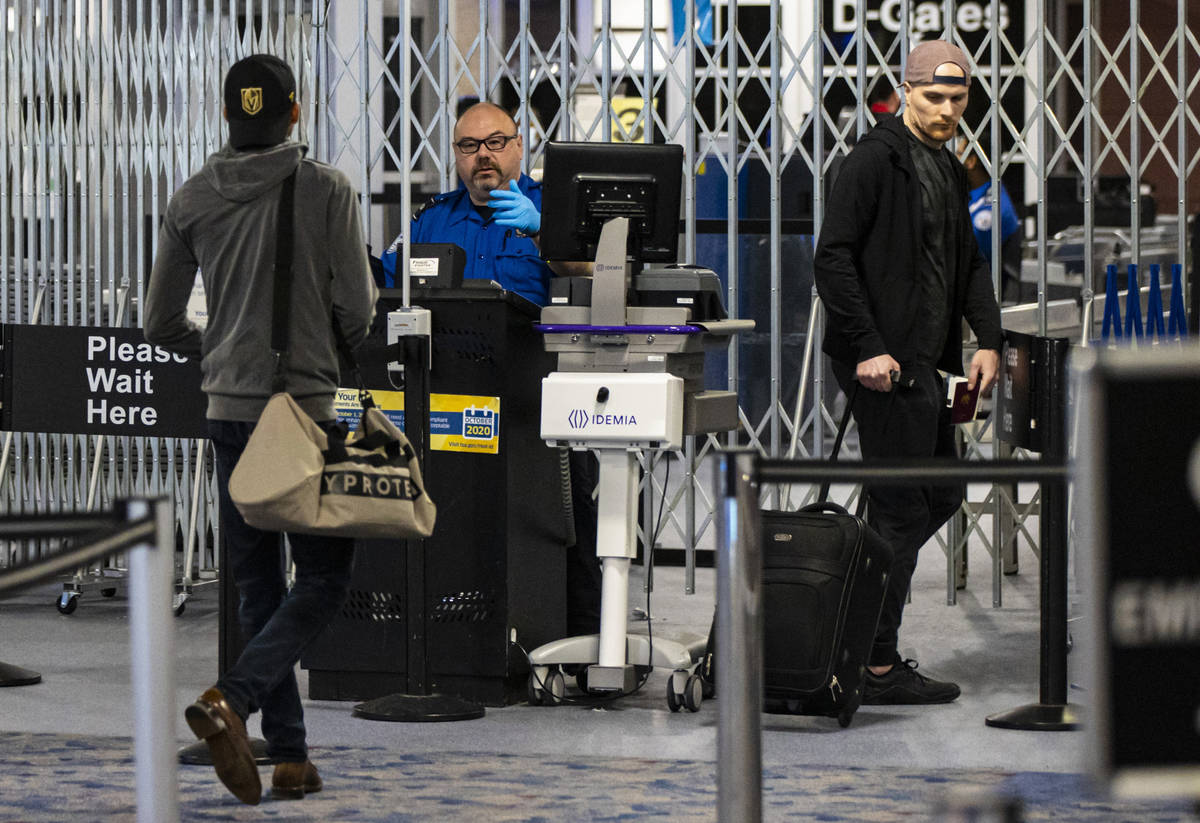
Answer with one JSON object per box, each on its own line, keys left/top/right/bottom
{"left": 381, "top": 101, "right": 601, "bottom": 638}
{"left": 380, "top": 102, "right": 587, "bottom": 304}
{"left": 957, "top": 129, "right": 1023, "bottom": 305}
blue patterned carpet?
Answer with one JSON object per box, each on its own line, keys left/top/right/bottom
{"left": 0, "top": 731, "right": 1193, "bottom": 822}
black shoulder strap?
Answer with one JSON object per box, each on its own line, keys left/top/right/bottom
{"left": 270, "top": 168, "right": 298, "bottom": 394}
{"left": 332, "top": 319, "right": 375, "bottom": 410}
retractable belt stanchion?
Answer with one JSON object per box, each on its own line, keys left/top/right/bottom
{"left": 179, "top": 532, "right": 272, "bottom": 765}
{"left": 0, "top": 499, "right": 181, "bottom": 823}
{"left": 719, "top": 456, "right": 1070, "bottom": 821}
{"left": 0, "top": 660, "right": 41, "bottom": 686}
{"left": 986, "top": 334, "right": 1078, "bottom": 731}
{"left": 129, "top": 498, "right": 181, "bottom": 823}
{"left": 715, "top": 451, "right": 762, "bottom": 823}
{"left": 352, "top": 332, "right": 484, "bottom": 722}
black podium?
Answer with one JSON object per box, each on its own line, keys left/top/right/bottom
{"left": 301, "top": 286, "right": 567, "bottom": 706}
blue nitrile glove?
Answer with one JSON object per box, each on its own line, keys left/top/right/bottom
{"left": 378, "top": 234, "right": 402, "bottom": 286}
{"left": 488, "top": 180, "right": 541, "bottom": 236}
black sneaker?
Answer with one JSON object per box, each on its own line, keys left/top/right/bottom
{"left": 862, "top": 658, "right": 960, "bottom": 705}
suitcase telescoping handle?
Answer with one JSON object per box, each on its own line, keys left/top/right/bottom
{"left": 818, "top": 370, "right": 910, "bottom": 510}
{"left": 798, "top": 501, "right": 850, "bottom": 516}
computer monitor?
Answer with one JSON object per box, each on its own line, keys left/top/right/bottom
{"left": 538, "top": 141, "right": 683, "bottom": 264}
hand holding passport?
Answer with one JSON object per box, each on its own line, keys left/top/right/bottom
{"left": 946, "top": 376, "right": 982, "bottom": 424}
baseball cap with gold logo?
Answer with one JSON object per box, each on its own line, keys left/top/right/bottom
{"left": 223, "top": 54, "right": 297, "bottom": 149}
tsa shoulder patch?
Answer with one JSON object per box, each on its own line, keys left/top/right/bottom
{"left": 430, "top": 394, "right": 500, "bottom": 454}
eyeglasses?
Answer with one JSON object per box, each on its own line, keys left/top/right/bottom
{"left": 453, "top": 134, "right": 518, "bottom": 154}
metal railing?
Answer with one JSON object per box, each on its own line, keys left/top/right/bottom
{"left": 713, "top": 454, "right": 1071, "bottom": 823}
{"left": 0, "top": 497, "right": 178, "bottom": 823}
{"left": 2, "top": 0, "right": 1194, "bottom": 593}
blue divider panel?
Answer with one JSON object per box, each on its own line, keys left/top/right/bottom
{"left": 1145, "top": 263, "right": 1165, "bottom": 338}
{"left": 1168, "top": 263, "right": 1189, "bottom": 338}
{"left": 1102, "top": 264, "right": 1122, "bottom": 341}
{"left": 1124, "top": 264, "right": 1143, "bottom": 339}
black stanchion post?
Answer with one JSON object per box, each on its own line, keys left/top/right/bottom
{"left": 405, "top": 333, "right": 428, "bottom": 697}
{"left": 715, "top": 450, "right": 762, "bottom": 823}
{"left": 1190, "top": 214, "right": 1198, "bottom": 336}
{"left": 179, "top": 531, "right": 272, "bottom": 765}
{"left": 0, "top": 660, "right": 42, "bottom": 687}
{"left": 986, "top": 334, "right": 1079, "bottom": 730}
{"left": 352, "top": 332, "right": 483, "bottom": 722}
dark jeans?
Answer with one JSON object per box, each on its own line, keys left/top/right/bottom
{"left": 831, "top": 362, "right": 962, "bottom": 667}
{"left": 208, "top": 419, "right": 356, "bottom": 764}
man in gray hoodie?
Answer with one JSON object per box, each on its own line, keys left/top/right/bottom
{"left": 145, "top": 54, "right": 377, "bottom": 805}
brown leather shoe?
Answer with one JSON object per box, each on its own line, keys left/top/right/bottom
{"left": 184, "top": 687, "right": 262, "bottom": 805}
{"left": 272, "top": 760, "right": 322, "bottom": 799}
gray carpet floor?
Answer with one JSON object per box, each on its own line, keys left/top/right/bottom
{"left": 0, "top": 531, "right": 1187, "bottom": 821}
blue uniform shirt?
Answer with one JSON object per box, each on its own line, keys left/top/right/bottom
{"left": 381, "top": 173, "right": 553, "bottom": 306}
{"left": 967, "top": 180, "right": 1020, "bottom": 258}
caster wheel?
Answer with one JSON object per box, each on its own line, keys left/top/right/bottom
{"left": 667, "top": 681, "right": 682, "bottom": 712}
{"left": 684, "top": 673, "right": 704, "bottom": 712}
{"left": 837, "top": 710, "right": 854, "bottom": 728}
{"left": 527, "top": 673, "right": 544, "bottom": 706}
{"left": 56, "top": 593, "right": 78, "bottom": 615}
{"left": 174, "top": 601, "right": 186, "bottom": 617}
{"left": 544, "top": 670, "right": 565, "bottom": 706}
{"left": 575, "top": 668, "right": 589, "bottom": 694}
{"left": 101, "top": 588, "right": 117, "bottom": 598}
{"left": 172, "top": 594, "right": 188, "bottom": 617}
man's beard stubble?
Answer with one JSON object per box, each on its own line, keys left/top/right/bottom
{"left": 473, "top": 159, "right": 503, "bottom": 191}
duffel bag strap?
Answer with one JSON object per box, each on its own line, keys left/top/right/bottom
{"left": 332, "top": 320, "right": 375, "bottom": 410}
{"left": 334, "top": 427, "right": 414, "bottom": 466}
{"left": 269, "top": 169, "right": 299, "bottom": 395}
{"left": 322, "top": 421, "right": 352, "bottom": 464}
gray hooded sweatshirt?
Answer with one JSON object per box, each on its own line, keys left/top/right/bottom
{"left": 145, "top": 142, "right": 378, "bottom": 422}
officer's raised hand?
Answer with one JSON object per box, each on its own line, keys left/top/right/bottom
{"left": 488, "top": 181, "right": 541, "bottom": 237}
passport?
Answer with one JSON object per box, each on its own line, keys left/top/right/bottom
{"left": 946, "top": 376, "right": 981, "bottom": 424}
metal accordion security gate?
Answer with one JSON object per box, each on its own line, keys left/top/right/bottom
{"left": 2, "top": 0, "right": 1196, "bottom": 605}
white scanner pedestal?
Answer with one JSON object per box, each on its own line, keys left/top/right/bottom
{"left": 531, "top": 373, "right": 706, "bottom": 711}
{"left": 526, "top": 217, "right": 746, "bottom": 712}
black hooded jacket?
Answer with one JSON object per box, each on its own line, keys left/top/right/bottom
{"left": 814, "top": 116, "right": 1002, "bottom": 374}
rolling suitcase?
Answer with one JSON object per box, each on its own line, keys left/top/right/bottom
{"left": 760, "top": 500, "right": 891, "bottom": 726}
{"left": 700, "top": 380, "right": 899, "bottom": 726}
{"left": 760, "top": 379, "right": 899, "bottom": 726}
{"left": 699, "top": 502, "right": 892, "bottom": 727}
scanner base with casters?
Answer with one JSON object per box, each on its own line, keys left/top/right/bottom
{"left": 527, "top": 630, "right": 708, "bottom": 711}
{"left": 525, "top": 439, "right": 707, "bottom": 712}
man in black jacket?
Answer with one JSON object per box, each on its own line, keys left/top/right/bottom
{"left": 814, "top": 40, "right": 1002, "bottom": 705}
